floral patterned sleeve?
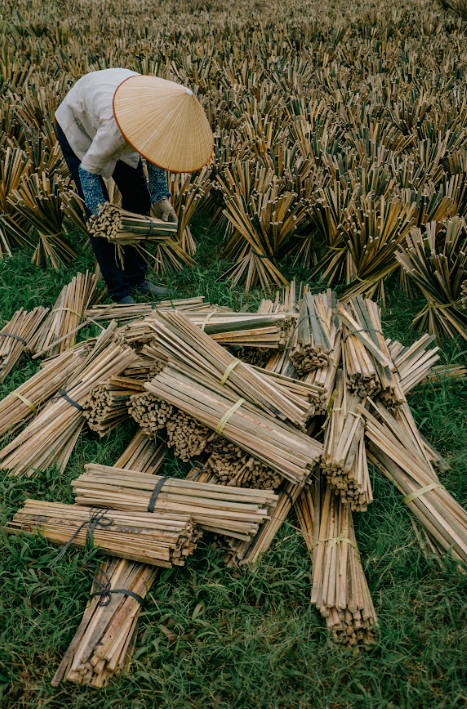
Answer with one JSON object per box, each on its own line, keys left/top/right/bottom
{"left": 78, "top": 164, "right": 106, "bottom": 216}
{"left": 146, "top": 162, "right": 170, "bottom": 203}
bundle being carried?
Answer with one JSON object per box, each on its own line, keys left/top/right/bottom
{"left": 89, "top": 203, "right": 177, "bottom": 245}
{"left": 83, "top": 377, "right": 146, "bottom": 437}
{"left": 73, "top": 464, "right": 278, "bottom": 541}
{"left": 0, "top": 306, "right": 48, "bottom": 381}
{"left": 7, "top": 500, "right": 200, "bottom": 567}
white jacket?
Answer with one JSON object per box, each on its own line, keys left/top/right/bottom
{"left": 56, "top": 68, "right": 141, "bottom": 179}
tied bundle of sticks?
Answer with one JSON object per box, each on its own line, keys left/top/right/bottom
{"left": 29, "top": 271, "right": 101, "bottom": 357}
{"left": 0, "top": 324, "right": 137, "bottom": 475}
{"left": 0, "top": 306, "right": 48, "bottom": 381}
{"left": 138, "top": 309, "right": 316, "bottom": 431}
{"left": 336, "top": 296, "right": 404, "bottom": 407}
{"left": 128, "top": 392, "right": 174, "bottom": 436}
{"left": 89, "top": 203, "right": 177, "bottom": 245}
{"left": 166, "top": 411, "right": 213, "bottom": 462}
{"left": 321, "top": 371, "right": 372, "bottom": 512}
{"left": 387, "top": 334, "right": 440, "bottom": 395}
{"left": 83, "top": 377, "right": 146, "bottom": 437}
{"left": 290, "top": 290, "right": 335, "bottom": 375}
{"left": 295, "top": 473, "right": 377, "bottom": 647}
{"left": 52, "top": 430, "right": 166, "bottom": 688}
{"left": 146, "top": 364, "right": 322, "bottom": 485}
{"left": 204, "top": 437, "right": 284, "bottom": 490}
{"left": 300, "top": 331, "right": 342, "bottom": 416}
{"left": 0, "top": 345, "right": 87, "bottom": 439}
{"left": 52, "top": 560, "right": 159, "bottom": 688}
{"left": 184, "top": 312, "right": 296, "bottom": 349}
{"left": 84, "top": 296, "right": 209, "bottom": 325}
{"left": 72, "top": 464, "right": 278, "bottom": 542}
{"left": 363, "top": 400, "right": 467, "bottom": 564}
{"left": 6, "top": 501, "right": 200, "bottom": 567}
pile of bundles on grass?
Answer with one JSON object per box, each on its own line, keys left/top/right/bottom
{"left": 4, "top": 271, "right": 467, "bottom": 676}
{"left": 4, "top": 0, "right": 467, "bottom": 337}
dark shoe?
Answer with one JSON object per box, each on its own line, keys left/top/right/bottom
{"left": 134, "top": 280, "right": 169, "bottom": 297}
{"left": 115, "top": 295, "right": 136, "bottom": 305}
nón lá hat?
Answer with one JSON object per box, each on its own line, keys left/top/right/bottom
{"left": 113, "top": 75, "right": 214, "bottom": 173}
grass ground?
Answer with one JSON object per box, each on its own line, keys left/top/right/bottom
{"left": 1, "top": 218, "right": 467, "bottom": 709}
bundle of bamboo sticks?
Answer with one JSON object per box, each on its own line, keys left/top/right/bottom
{"left": 84, "top": 296, "right": 209, "bottom": 325}
{"left": 290, "top": 291, "right": 335, "bottom": 375}
{"left": 185, "top": 311, "right": 296, "bottom": 349}
{"left": 29, "top": 271, "right": 101, "bottom": 357}
{"left": 0, "top": 327, "right": 137, "bottom": 475}
{"left": 145, "top": 365, "right": 322, "bottom": 484}
{"left": 205, "top": 437, "right": 283, "bottom": 489}
{"left": 52, "top": 559, "right": 159, "bottom": 687}
{"left": 166, "top": 410, "right": 212, "bottom": 462}
{"left": 52, "top": 430, "right": 166, "bottom": 688}
{"left": 89, "top": 203, "right": 177, "bottom": 245}
{"left": 72, "top": 464, "right": 278, "bottom": 541}
{"left": 128, "top": 392, "right": 174, "bottom": 435}
{"left": 0, "top": 345, "right": 87, "bottom": 439}
{"left": 387, "top": 334, "right": 440, "bottom": 394}
{"left": 0, "top": 306, "right": 48, "bottom": 381}
{"left": 321, "top": 372, "right": 372, "bottom": 512}
{"left": 336, "top": 297, "right": 404, "bottom": 406}
{"left": 7, "top": 500, "right": 200, "bottom": 567}
{"left": 83, "top": 377, "right": 146, "bottom": 437}
{"left": 295, "top": 474, "right": 377, "bottom": 647}
{"left": 362, "top": 400, "right": 467, "bottom": 564}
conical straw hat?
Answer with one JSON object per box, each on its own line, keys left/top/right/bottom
{"left": 113, "top": 75, "right": 214, "bottom": 173}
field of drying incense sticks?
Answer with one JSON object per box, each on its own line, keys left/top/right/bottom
{"left": 1, "top": 0, "right": 467, "bottom": 706}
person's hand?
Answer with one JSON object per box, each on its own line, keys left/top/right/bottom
{"left": 153, "top": 198, "right": 178, "bottom": 224}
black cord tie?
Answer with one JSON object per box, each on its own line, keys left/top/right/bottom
{"left": 277, "top": 482, "right": 294, "bottom": 507}
{"left": 147, "top": 476, "right": 168, "bottom": 512}
{"left": 47, "top": 509, "right": 112, "bottom": 568}
{"left": 52, "top": 371, "right": 84, "bottom": 411}
{"left": 189, "top": 459, "right": 208, "bottom": 475}
{"left": 147, "top": 218, "right": 154, "bottom": 236}
{"left": 0, "top": 332, "right": 27, "bottom": 346}
{"left": 343, "top": 327, "right": 384, "bottom": 343}
{"left": 87, "top": 564, "right": 147, "bottom": 608}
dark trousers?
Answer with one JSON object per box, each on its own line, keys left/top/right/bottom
{"left": 57, "top": 122, "right": 150, "bottom": 301}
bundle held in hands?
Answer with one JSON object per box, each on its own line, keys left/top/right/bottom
{"left": 89, "top": 203, "right": 177, "bottom": 245}
{"left": 7, "top": 500, "right": 200, "bottom": 567}
{"left": 72, "top": 464, "right": 279, "bottom": 541}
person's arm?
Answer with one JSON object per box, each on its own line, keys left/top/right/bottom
{"left": 78, "top": 165, "right": 106, "bottom": 216}
{"left": 147, "top": 162, "right": 178, "bottom": 223}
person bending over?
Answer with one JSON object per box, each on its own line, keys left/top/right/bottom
{"left": 56, "top": 68, "right": 213, "bottom": 304}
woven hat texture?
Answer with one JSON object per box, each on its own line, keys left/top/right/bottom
{"left": 113, "top": 75, "right": 213, "bottom": 172}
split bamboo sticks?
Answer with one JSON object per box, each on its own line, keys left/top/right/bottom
{"left": 83, "top": 377, "right": 146, "bottom": 436}
{"left": 290, "top": 291, "right": 335, "bottom": 375}
{"left": 0, "top": 306, "right": 48, "bottom": 381}
{"left": 89, "top": 203, "right": 177, "bottom": 245}
{"left": 72, "top": 463, "right": 278, "bottom": 542}
{"left": 6, "top": 500, "right": 200, "bottom": 567}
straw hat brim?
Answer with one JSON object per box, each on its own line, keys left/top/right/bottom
{"left": 113, "top": 75, "right": 214, "bottom": 173}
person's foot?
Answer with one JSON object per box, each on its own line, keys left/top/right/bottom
{"left": 134, "top": 280, "right": 170, "bottom": 297}
{"left": 114, "top": 295, "right": 136, "bottom": 305}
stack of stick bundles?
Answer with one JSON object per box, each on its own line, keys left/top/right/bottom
{"left": 89, "top": 203, "right": 177, "bottom": 245}
{"left": 51, "top": 430, "right": 167, "bottom": 687}
{"left": 0, "top": 323, "right": 137, "bottom": 475}
{"left": 295, "top": 471, "right": 377, "bottom": 647}
{"left": 6, "top": 500, "right": 200, "bottom": 567}
{"left": 131, "top": 309, "right": 319, "bottom": 431}
{"left": 0, "top": 306, "right": 48, "bottom": 381}
{"left": 83, "top": 377, "right": 146, "bottom": 436}
{"left": 0, "top": 345, "right": 88, "bottom": 439}
{"left": 321, "top": 371, "right": 372, "bottom": 512}
{"left": 29, "top": 271, "right": 101, "bottom": 357}
{"left": 336, "top": 296, "right": 404, "bottom": 407}
{"left": 72, "top": 464, "right": 279, "bottom": 542}
{"left": 363, "top": 399, "right": 467, "bottom": 564}
{"left": 290, "top": 290, "right": 336, "bottom": 375}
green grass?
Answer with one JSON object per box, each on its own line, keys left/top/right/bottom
{"left": 1, "top": 218, "right": 467, "bottom": 709}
